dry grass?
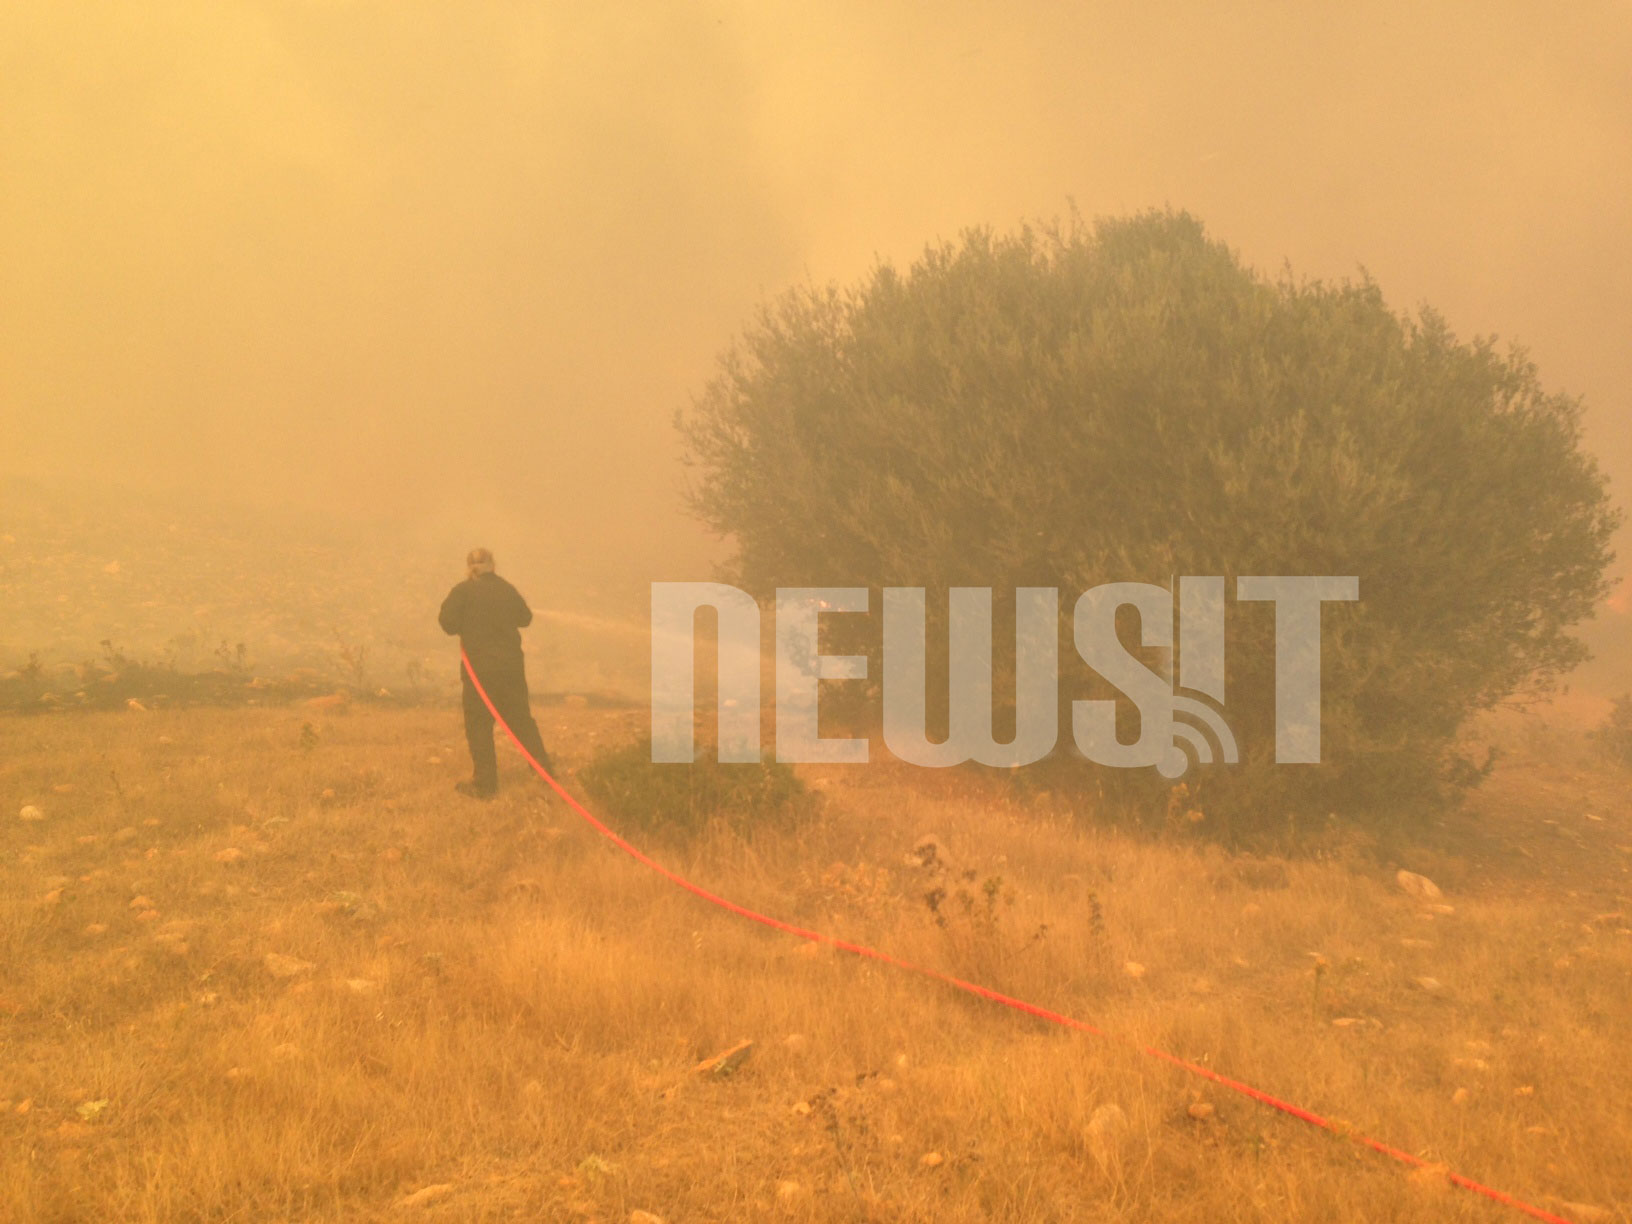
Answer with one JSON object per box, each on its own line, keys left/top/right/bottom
{"left": 2, "top": 701, "right": 1630, "bottom": 1223}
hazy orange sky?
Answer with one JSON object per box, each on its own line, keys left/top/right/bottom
{"left": 3, "top": 2, "right": 1629, "bottom": 611}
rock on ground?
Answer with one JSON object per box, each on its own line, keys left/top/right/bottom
{"left": 1395, "top": 870, "right": 1443, "bottom": 900}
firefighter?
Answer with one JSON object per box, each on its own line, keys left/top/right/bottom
{"left": 437, "top": 547, "right": 553, "bottom": 797}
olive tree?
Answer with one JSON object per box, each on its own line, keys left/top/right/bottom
{"left": 676, "top": 211, "right": 1619, "bottom": 836}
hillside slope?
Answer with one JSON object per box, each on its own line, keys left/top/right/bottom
{"left": 1, "top": 702, "right": 1628, "bottom": 1222}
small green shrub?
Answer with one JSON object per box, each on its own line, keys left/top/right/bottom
{"left": 577, "top": 737, "right": 815, "bottom": 838}
{"left": 1593, "top": 694, "right": 1632, "bottom": 770}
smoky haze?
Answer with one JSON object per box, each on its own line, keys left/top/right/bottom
{"left": 2, "top": 1, "right": 1628, "bottom": 685}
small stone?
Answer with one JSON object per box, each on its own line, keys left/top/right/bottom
{"left": 1186, "top": 1101, "right": 1215, "bottom": 1120}
{"left": 397, "top": 1183, "right": 455, "bottom": 1208}
{"left": 629, "top": 1212, "right": 664, "bottom": 1224}
{"left": 18, "top": 805, "right": 44, "bottom": 822}
{"left": 774, "top": 1180, "right": 806, "bottom": 1209}
{"left": 1331, "top": 1017, "right": 1363, "bottom": 1028}
{"left": 264, "top": 952, "right": 316, "bottom": 979}
{"left": 342, "top": 978, "right": 379, "bottom": 995}
{"left": 134, "top": 908, "right": 160, "bottom": 923}
{"left": 919, "top": 1151, "right": 944, "bottom": 1169}
{"left": 692, "top": 1039, "right": 753, "bottom": 1078}
{"left": 781, "top": 1033, "right": 809, "bottom": 1055}
{"left": 1409, "top": 1162, "right": 1453, "bottom": 1190}
{"left": 83, "top": 923, "right": 108, "bottom": 937}
{"left": 1122, "top": 961, "right": 1146, "bottom": 980}
{"left": 1412, "top": 976, "right": 1443, "bottom": 993}
{"left": 790, "top": 1100, "right": 811, "bottom": 1116}
{"left": 1395, "top": 870, "right": 1442, "bottom": 900}
{"left": 1451, "top": 1087, "right": 1470, "bottom": 1104}
{"left": 213, "top": 848, "right": 245, "bottom": 864}
{"left": 1085, "top": 1101, "right": 1127, "bottom": 1163}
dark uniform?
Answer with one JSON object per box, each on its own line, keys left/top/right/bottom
{"left": 438, "top": 569, "right": 553, "bottom": 794}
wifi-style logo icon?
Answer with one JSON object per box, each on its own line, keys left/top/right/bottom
{"left": 1158, "top": 691, "right": 1239, "bottom": 779}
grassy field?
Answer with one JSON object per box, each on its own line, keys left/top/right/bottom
{"left": 2, "top": 699, "right": 1629, "bottom": 1223}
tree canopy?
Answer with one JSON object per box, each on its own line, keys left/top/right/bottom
{"left": 676, "top": 210, "right": 1620, "bottom": 836}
